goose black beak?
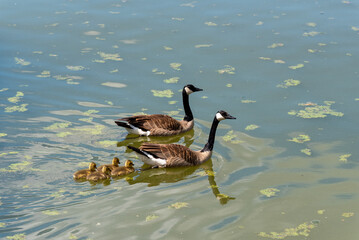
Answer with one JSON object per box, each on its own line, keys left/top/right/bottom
{"left": 194, "top": 87, "right": 203, "bottom": 92}
{"left": 226, "top": 114, "right": 236, "bottom": 119}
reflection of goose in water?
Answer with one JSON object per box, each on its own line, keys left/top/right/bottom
{"left": 126, "top": 159, "right": 235, "bottom": 205}
{"left": 115, "top": 84, "right": 202, "bottom": 136}
{"left": 128, "top": 111, "right": 236, "bottom": 167}
{"left": 117, "top": 129, "right": 195, "bottom": 151}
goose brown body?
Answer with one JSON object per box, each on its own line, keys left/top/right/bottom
{"left": 86, "top": 166, "right": 111, "bottom": 181}
{"left": 97, "top": 157, "right": 120, "bottom": 172}
{"left": 128, "top": 110, "right": 236, "bottom": 168}
{"left": 111, "top": 160, "right": 135, "bottom": 177}
{"left": 73, "top": 162, "right": 97, "bottom": 179}
{"left": 115, "top": 84, "right": 202, "bottom": 136}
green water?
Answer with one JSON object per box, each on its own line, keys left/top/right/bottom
{"left": 1, "top": 0, "right": 358, "bottom": 239}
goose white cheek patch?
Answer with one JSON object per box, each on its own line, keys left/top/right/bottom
{"left": 184, "top": 87, "right": 194, "bottom": 95}
{"left": 215, "top": 112, "right": 225, "bottom": 121}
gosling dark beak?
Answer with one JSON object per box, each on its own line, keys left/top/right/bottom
{"left": 226, "top": 114, "right": 236, "bottom": 120}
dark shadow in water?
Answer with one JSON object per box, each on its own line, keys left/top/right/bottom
{"left": 116, "top": 129, "right": 195, "bottom": 152}
{"left": 122, "top": 159, "right": 235, "bottom": 205}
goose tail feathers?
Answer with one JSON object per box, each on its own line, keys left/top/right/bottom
{"left": 115, "top": 120, "right": 131, "bottom": 129}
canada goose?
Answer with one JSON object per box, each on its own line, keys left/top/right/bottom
{"left": 111, "top": 160, "right": 135, "bottom": 177}
{"left": 115, "top": 84, "right": 202, "bottom": 136}
{"left": 86, "top": 166, "right": 111, "bottom": 181}
{"left": 97, "top": 157, "right": 120, "bottom": 172}
{"left": 127, "top": 110, "right": 236, "bottom": 167}
{"left": 73, "top": 162, "right": 97, "bottom": 180}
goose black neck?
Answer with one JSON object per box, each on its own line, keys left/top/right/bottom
{"left": 182, "top": 89, "right": 193, "bottom": 122}
{"left": 201, "top": 116, "right": 220, "bottom": 152}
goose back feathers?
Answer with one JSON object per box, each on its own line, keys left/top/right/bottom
{"left": 115, "top": 84, "right": 202, "bottom": 136}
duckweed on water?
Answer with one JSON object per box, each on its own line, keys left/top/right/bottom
{"left": 170, "top": 62, "right": 182, "bottom": 71}
{"left": 303, "top": 31, "right": 320, "bottom": 37}
{"left": 0, "top": 133, "right": 7, "bottom": 137}
{"left": 288, "top": 134, "right": 310, "bottom": 143}
{"left": 8, "top": 91, "right": 24, "bottom": 103}
{"left": 277, "top": 79, "right": 301, "bottom": 88}
{"left": 6, "top": 233, "right": 26, "bottom": 240}
{"left": 339, "top": 154, "right": 351, "bottom": 162}
{"left": 288, "top": 101, "right": 344, "bottom": 118}
{"left": 146, "top": 214, "right": 159, "bottom": 222}
{"left": 5, "top": 104, "right": 28, "bottom": 113}
{"left": 222, "top": 130, "right": 242, "bottom": 144}
{"left": 268, "top": 43, "right": 284, "bottom": 48}
{"left": 0, "top": 161, "right": 44, "bottom": 172}
{"left": 258, "top": 221, "right": 317, "bottom": 239}
{"left": 163, "top": 77, "right": 179, "bottom": 83}
{"left": 317, "top": 209, "right": 325, "bottom": 215}
{"left": 241, "top": 99, "right": 256, "bottom": 103}
{"left": 288, "top": 63, "right": 304, "bottom": 70}
{"left": 342, "top": 212, "right": 354, "bottom": 218}
{"left": 169, "top": 202, "right": 189, "bottom": 209}
{"left": 301, "top": 148, "right": 312, "bottom": 156}
{"left": 0, "top": 222, "right": 6, "bottom": 227}
{"left": 14, "top": 57, "right": 31, "bottom": 66}
{"left": 42, "top": 210, "right": 61, "bottom": 216}
{"left": 97, "top": 140, "right": 117, "bottom": 148}
{"left": 260, "top": 188, "right": 280, "bottom": 197}
{"left": 245, "top": 124, "right": 259, "bottom": 131}
{"left": 36, "top": 70, "right": 51, "bottom": 78}
{"left": 151, "top": 89, "right": 174, "bottom": 98}
{"left": 97, "top": 52, "right": 123, "bottom": 61}
{"left": 217, "top": 65, "right": 235, "bottom": 74}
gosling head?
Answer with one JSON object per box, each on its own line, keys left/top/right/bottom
{"left": 215, "top": 110, "right": 236, "bottom": 121}
{"left": 89, "top": 162, "right": 97, "bottom": 171}
{"left": 125, "top": 160, "right": 134, "bottom": 168}
{"left": 184, "top": 84, "right": 203, "bottom": 95}
{"left": 112, "top": 157, "right": 120, "bottom": 166}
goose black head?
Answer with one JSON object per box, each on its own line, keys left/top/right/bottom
{"left": 184, "top": 84, "right": 203, "bottom": 95}
{"left": 215, "top": 110, "right": 236, "bottom": 121}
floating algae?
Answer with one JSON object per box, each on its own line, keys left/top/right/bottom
{"left": 151, "top": 89, "right": 174, "bottom": 98}
{"left": 169, "top": 202, "right": 189, "bottom": 209}
{"left": 260, "top": 188, "right": 280, "bottom": 198}
{"left": 288, "top": 101, "right": 344, "bottom": 119}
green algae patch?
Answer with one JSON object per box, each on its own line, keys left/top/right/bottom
{"left": 0, "top": 133, "right": 7, "bottom": 137}
{"left": 6, "top": 233, "right": 26, "bottom": 240}
{"left": 288, "top": 134, "right": 310, "bottom": 143}
{"left": 169, "top": 202, "right": 189, "bottom": 209}
{"left": 288, "top": 101, "right": 344, "bottom": 119}
{"left": 66, "top": 65, "right": 85, "bottom": 71}
{"left": 97, "top": 52, "right": 123, "bottom": 61}
{"left": 288, "top": 63, "right": 304, "bottom": 70}
{"left": 168, "top": 101, "right": 177, "bottom": 105}
{"left": 37, "top": 70, "right": 51, "bottom": 78}
{"left": 342, "top": 212, "right": 354, "bottom": 218}
{"left": 8, "top": 92, "right": 24, "bottom": 103}
{"left": 83, "top": 109, "right": 99, "bottom": 116}
{"left": 57, "top": 132, "right": 72, "bottom": 137}
{"left": 195, "top": 44, "right": 213, "bottom": 48}
{"left": 42, "top": 210, "right": 61, "bottom": 216}
{"left": 50, "top": 189, "right": 66, "bottom": 198}
{"left": 73, "top": 124, "right": 105, "bottom": 135}
{"left": 217, "top": 65, "right": 235, "bottom": 74}
{"left": 258, "top": 221, "right": 317, "bottom": 239}
{"left": 339, "top": 154, "right": 351, "bottom": 162}
{"left": 268, "top": 43, "right": 284, "bottom": 48}
{"left": 0, "top": 222, "right": 6, "bottom": 227}
{"left": 260, "top": 188, "right": 280, "bottom": 197}
{"left": 44, "top": 122, "right": 72, "bottom": 130}
{"left": 317, "top": 209, "right": 325, "bottom": 215}
{"left": 151, "top": 89, "right": 174, "bottom": 98}
{"left": 146, "top": 214, "right": 159, "bottom": 222}
{"left": 222, "top": 130, "right": 243, "bottom": 144}
{"left": 97, "top": 140, "right": 117, "bottom": 148}
{"left": 15, "top": 57, "right": 31, "bottom": 66}
{"left": 303, "top": 31, "right": 320, "bottom": 37}
{"left": 245, "top": 124, "right": 259, "bottom": 131}
{"left": 196, "top": 170, "right": 216, "bottom": 177}
{"left": 170, "top": 63, "right": 182, "bottom": 71}
{"left": 163, "top": 77, "right": 179, "bottom": 83}
{"left": 277, "top": 79, "right": 301, "bottom": 88}
{"left": 301, "top": 148, "right": 312, "bottom": 156}
{"left": 69, "top": 233, "right": 78, "bottom": 239}
{"left": 0, "top": 161, "right": 44, "bottom": 172}
{"left": 5, "top": 104, "right": 28, "bottom": 113}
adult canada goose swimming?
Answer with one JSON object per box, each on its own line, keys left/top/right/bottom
{"left": 111, "top": 160, "right": 135, "bottom": 177}
{"left": 86, "top": 166, "right": 111, "bottom": 181}
{"left": 115, "top": 84, "right": 202, "bottom": 136}
{"left": 97, "top": 157, "right": 120, "bottom": 172}
{"left": 73, "top": 162, "right": 97, "bottom": 180}
{"left": 127, "top": 110, "right": 236, "bottom": 167}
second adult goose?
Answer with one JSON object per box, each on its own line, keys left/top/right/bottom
{"left": 115, "top": 84, "right": 202, "bottom": 136}
{"left": 127, "top": 110, "right": 236, "bottom": 167}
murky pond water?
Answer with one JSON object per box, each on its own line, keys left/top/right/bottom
{"left": 1, "top": 0, "right": 358, "bottom": 239}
